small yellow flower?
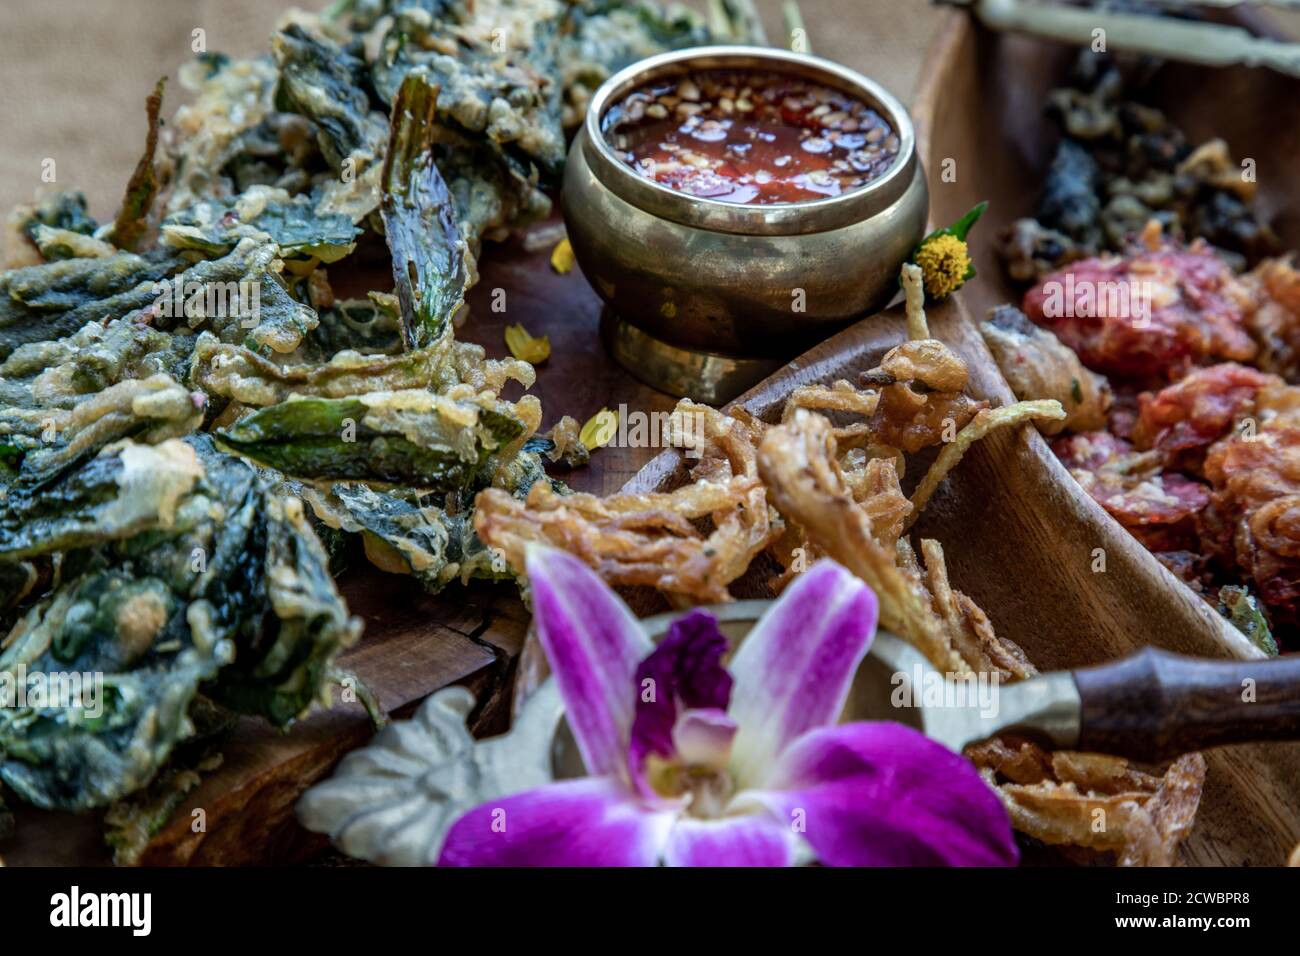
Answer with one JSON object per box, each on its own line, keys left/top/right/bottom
{"left": 550, "top": 237, "right": 575, "bottom": 275}
{"left": 504, "top": 323, "right": 551, "bottom": 364}
{"left": 580, "top": 408, "right": 618, "bottom": 449}
{"left": 913, "top": 233, "right": 972, "bottom": 299}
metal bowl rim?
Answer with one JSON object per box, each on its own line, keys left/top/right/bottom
{"left": 581, "top": 44, "right": 919, "bottom": 236}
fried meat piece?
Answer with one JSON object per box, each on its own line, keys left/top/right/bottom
{"left": 1022, "top": 239, "right": 1258, "bottom": 384}
{"left": 1201, "top": 402, "right": 1300, "bottom": 627}
{"left": 1132, "top": 363, "right": 1281, "bottom": 473}
{"left": 1053, "top": 431, "right": 1210, "bottom": 551}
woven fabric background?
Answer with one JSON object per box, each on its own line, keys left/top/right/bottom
{"left": 0, "top": 0, "right": 946, "bottom": 220}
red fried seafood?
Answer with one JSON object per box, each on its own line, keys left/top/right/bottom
{"left": 1132, "top": 363, "right": 1281, "bottom": 473}
{"left": 1201, "top": 412, "right": 1300, "bottom": 627}
{"left": 1244, "top": 257, "right": 1300, "bottom": 381}
{"left": 1053, "top": 431, "right": 1210, "bottom": 551}
{"left": 1022, "top": 239, "right": 1257, "bottom": 384}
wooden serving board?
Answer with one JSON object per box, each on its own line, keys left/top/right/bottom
{"left": 2, "top": 231, "right": 676, "bottom": 867}
{"left": 621, "top": 290, "right": 1300, "bottom": 866}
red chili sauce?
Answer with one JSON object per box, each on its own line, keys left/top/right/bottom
{"left": 601, "top": 69, "right": 900, "bottom": 205}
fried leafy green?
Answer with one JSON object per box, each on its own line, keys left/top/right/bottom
{"left": 0, "top": 436, "right": 359, "bottom": 811}
{"left": 161, "top": 186, "right": 360, "bottom": 263}
{"left": 301, "top": 481, "right": 507, "bottom": 592}
{"left": 382, "top": 73, "right": 469, "bottom": 348}
{"left": 0, "top": 374, "right": 204, "bottom": 487}
{"left": 0, "top": 0, "right": 765, "bottom": 840}
{"left": 371, "top": 0, "right": 568, "bottom": 179}
{"left": 216, "top": 390, "right": 523, "bottom": 487}
{"left": 112, "top": 78, "right": 167, "bottom": 252}
{"left": 0, "top": 251, "right": 183, "bottom": 358}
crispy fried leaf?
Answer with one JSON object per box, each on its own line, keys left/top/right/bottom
{"left": 112, "top": 78, "right": 167, "bottom": 252}
{"left": 216, "top": 391, "right": 523, "bottom": 487}
{"left": 162, "top": 186, "right": 360, "bottom": 263}
{"left": 382, "top": 73, "right": 469, "bottom": 348}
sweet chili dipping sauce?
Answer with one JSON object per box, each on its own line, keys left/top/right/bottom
{"left": 602, "top": 69, "right": 900, "bottom": 205}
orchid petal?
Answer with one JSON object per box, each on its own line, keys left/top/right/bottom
{"left": 735, "top": 722, "right": 1018, "bottom": 867}
{"left": 629, "top": 610, "right": 733, "bottom": 791}
{"left": 438, "top": 777, "right": 677, "bottom": 867}
{"left": 525, "top": 544, "right": 652, "bottom": 780}
{"left": 728, "top": 560, "right": 879, "bottom": 786}
{"left": 672, "top": 708, "right": 738, "bottom": 770}
{"left": 663, "top": 812, "right": 797, "bottom": 867}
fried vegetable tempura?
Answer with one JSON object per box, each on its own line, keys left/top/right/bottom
{"left": 968, "top": 739, "right": 1207, "bottom": 866}
{"left": 476, "top": 401, "right": 780, "bottom": 604}
{"left": 980, "top": 304, "right": 1111, "bottom": 435}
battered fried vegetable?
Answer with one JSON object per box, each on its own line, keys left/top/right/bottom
{"left": 908, "top": 399, "right": 1065, "bottom": 521}
{"left": 112, "top": 78, "right": 167, "bottom": 252}
{"left": 0, "top": 440, "right": 204, "bottom": 560}
{"left": 161, "top": 186, "right": 360, "bottom": 262}
{"left": 5, "top": 192, "right": 100, "bottom": 268}
{"left": 165, "top": 56, "right": 282, "bottom": 215}
{"left": 382, "top": 73, "right": 469, "bottom": 348}
{"left": 477, "top": 401, "right": 779, "bottom": 604}
{"left": 301, "top": 482, "right": 508, "bottom": 592}
{"left": 980, "top": 304, "right": 1111, "bottom": 435}
{"left": 0, "top": 317, "right": 184, "bottom": 408}
{"left": 1217, "top": 585, "right": 1278, "bottom": 657}
{"left": 216, "top": 390, "right": 524, "bottom": 487}
{"left": 370, "top": 0, "right": 568, "bottom": 178}
{"left": 272, "top": 22, "right": 389, "bottom": 180}
{"left": 304, "top": 296, "right": 404, "bottom": 357}
{"left": 1, "top": 374, "right": 205, "bottom": 485}
{"left": 559, "top": 0, "right": 711, "bottom": 128}
{"left": 191, "top": 326, "right": 531, "bottom": 407}
{"left": 0, "top": 436, "right": 360, "bottom": 810}
{"left": 970, "top": 741, "right": 1207, "bottom": 867}
{"left": 0, "top": 0, "right": 785, "bottom": 844}
{"left": 0, "top": 251, "right": 184, "bottom": 359}
{"left": 153, "top": 238, "right": 324, "bottom": 354}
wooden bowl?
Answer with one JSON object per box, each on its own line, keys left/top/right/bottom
{"left": 621, "top": 9, "right": 1300, "bottom": 865}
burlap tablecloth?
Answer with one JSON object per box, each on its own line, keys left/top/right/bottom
{"left": 0, "top": 0, "right": 946, "bottom": 219}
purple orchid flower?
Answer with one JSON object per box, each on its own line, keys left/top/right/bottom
{"left": 438, "top": 546, "right": 1018, "bottom": 867}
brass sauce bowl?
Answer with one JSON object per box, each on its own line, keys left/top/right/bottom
{"left": 562, "top": 46, "right": 930, "bottom": 401}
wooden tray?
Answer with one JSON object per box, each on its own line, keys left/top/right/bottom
{"left": 618, "top": 9, "right": 1300, "bottom": 865}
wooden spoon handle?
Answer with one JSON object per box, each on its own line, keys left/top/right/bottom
{"left": 1072, "top": 648, "right": 1300, "bottom": 763}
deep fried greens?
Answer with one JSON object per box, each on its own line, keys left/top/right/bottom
{"left": 0, "top": 251, "right": 184, "bottom": 359}
{"left": 161, "top": 186, "right": 360, "bottom": 263}
{"left": 216, "top": 390, "right": 524, "bottom": 487}
{"left": 0, "top": 436, "right": 359, "bottom": 810}
{"left": 382, "top": 73, "right": 469, "bottom": 348}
